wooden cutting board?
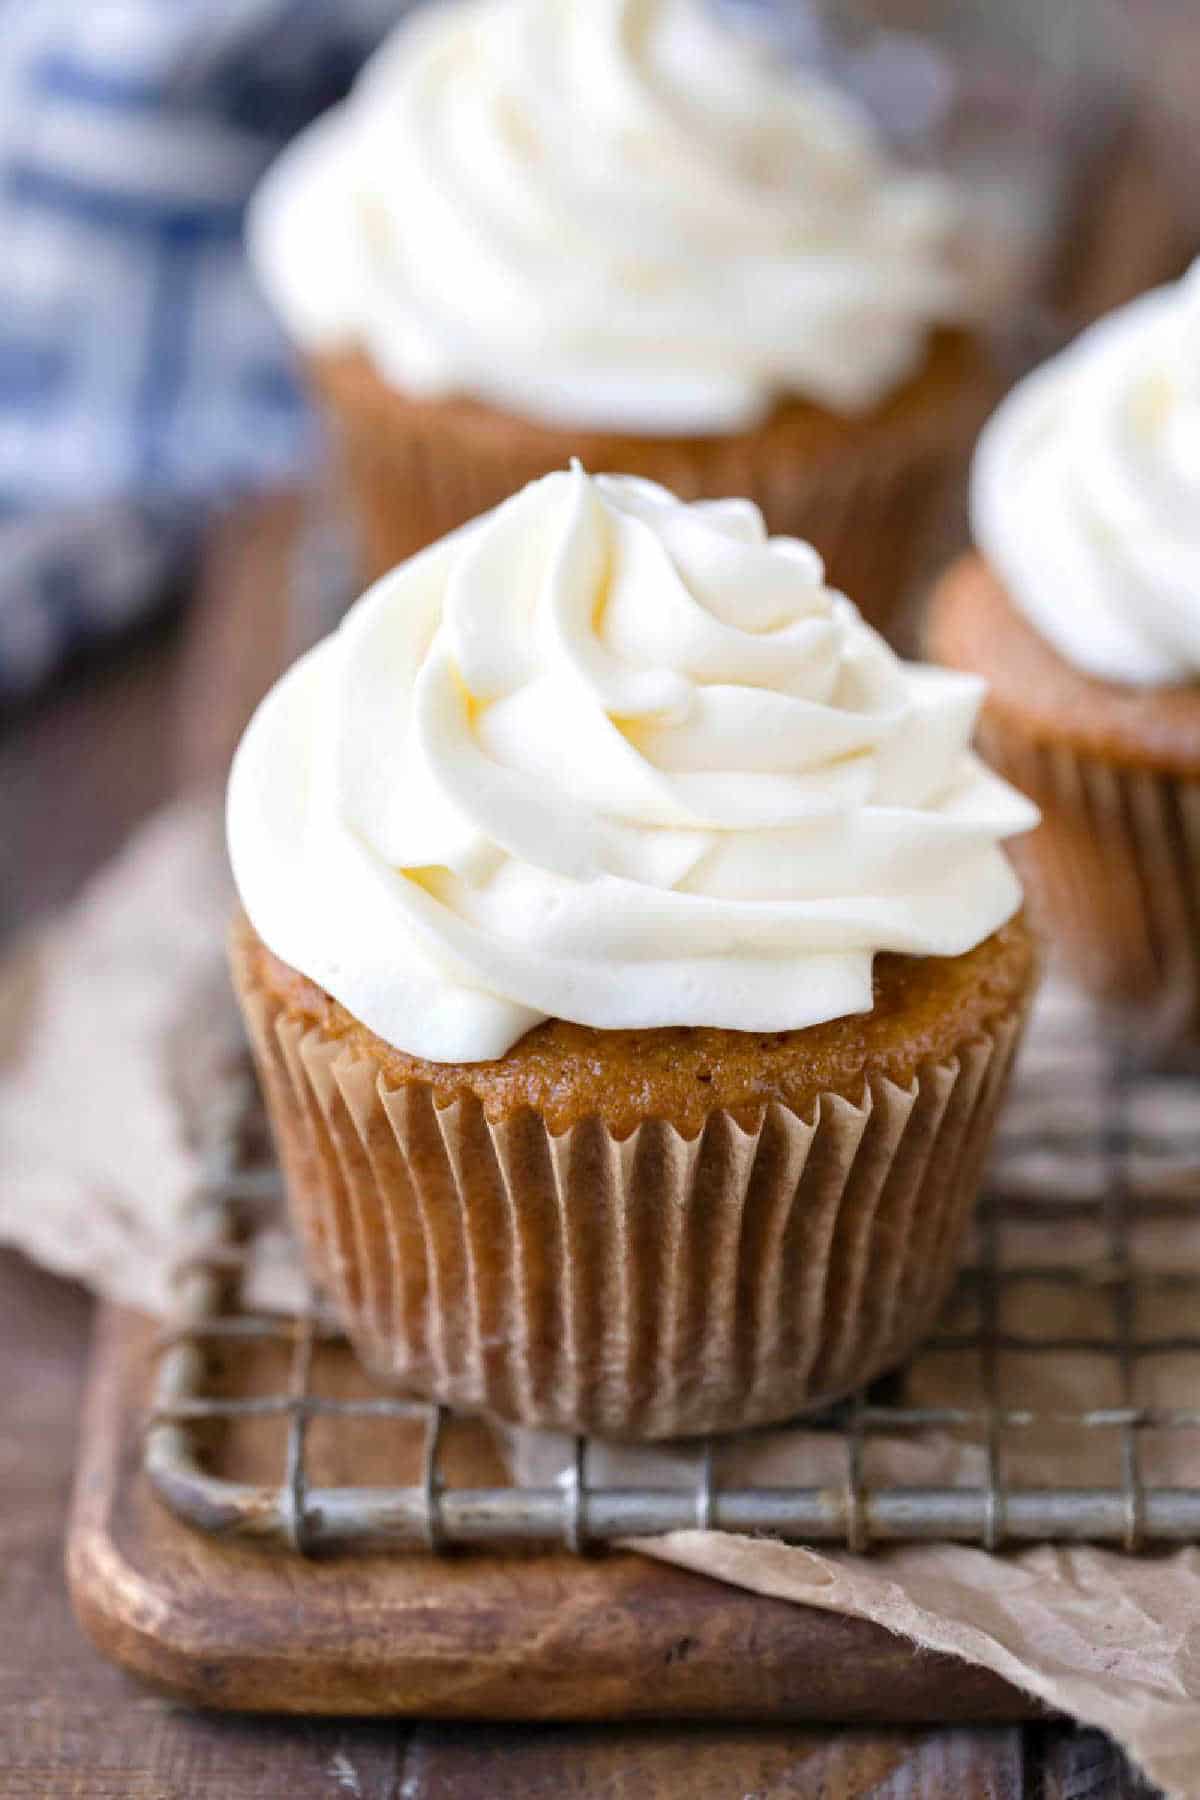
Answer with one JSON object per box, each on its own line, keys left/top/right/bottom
{"left": 66, "top": 1303, "right": 1039, "bottom": 1722}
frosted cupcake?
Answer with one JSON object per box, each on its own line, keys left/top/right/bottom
{"left": 929, "top": 261, "right": 1200, "bottom": 1040}
{"left": 228, "top": 466, "right": 1038, "bottom": 1439}
{"left": 249, "top": 0, "right": 989, "bottom": 638}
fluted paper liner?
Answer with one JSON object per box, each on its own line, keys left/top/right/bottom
{"left": 979, "top": 714, "right": 1200, "bottom": 1044}
{"left": 309, "top": 348, "right": 990, "bottom": 641}
{"left": 239, "top": 973, "right": 1024, "bottom": 1439}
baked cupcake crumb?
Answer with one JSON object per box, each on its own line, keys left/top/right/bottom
{"left": 233, "top": 909, "right": 1035, "bottom": 1139}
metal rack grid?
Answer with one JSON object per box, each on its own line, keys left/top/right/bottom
{"left": 144, "top": 1033, "right": 1200, "bottom": 1556}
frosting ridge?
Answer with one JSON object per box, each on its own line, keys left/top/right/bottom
{"left": 228, "top": 467, "right": 1036, "bottom": 1060}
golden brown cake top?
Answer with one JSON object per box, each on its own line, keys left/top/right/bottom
{"left": 233, "top": 910, "right": 1035, "bottom": 1139}
{"left": 929, "top": 552, "right": 1200, "bottom": 776}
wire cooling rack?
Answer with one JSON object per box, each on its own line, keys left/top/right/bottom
{"left": 144, "top": 999, "right": 1200, "bottom": 1556}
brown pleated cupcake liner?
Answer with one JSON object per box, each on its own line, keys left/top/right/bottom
{"left": 308, "top": 349, "right": 989, "bottom": 643}
{"left": 978, "top": 714, "right": 1200, "bottom": 1046}
{"left": 238, "top": 976, "right": 1026, "bottom": 1441}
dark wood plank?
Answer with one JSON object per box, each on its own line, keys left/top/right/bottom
{"left": 172, "top": 492, "right": 307, "bottom": 790}
{"left": 0, "top": 620, "right": 183, "bottom": 941}
{"left": 1050, "top": 112, "right": 1194, "bottom": 327}
{"left": 0, "top": 494, "right": 302, "bottom": 948}
{"left": 68, "top": 1304, "right": 1041, "bottom": 1726}
{"left": 0, "top": 1253, "right": 403, "bottom": 1800}
{"left": 383, "top": 1722, "right": 1029, "bottom": 1799}
{"left": 1036, "top": 1725, "right": 1160, "bottom": 1800}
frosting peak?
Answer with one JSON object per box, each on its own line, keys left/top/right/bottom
{"left": 228, "top": 468, "right": 1035, "bottom": 1061}
{"left": 249, "top": 0, "right": 966, "bottom": 434}
{"left": 972, "top": 260, "right": 1200, "bottom": 687}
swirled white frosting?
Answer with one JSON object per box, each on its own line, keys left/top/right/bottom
{"left": 248, "top": 0, "right": 966, "bottom": 435}
{"left": 228, "top": 468, "right": 1035, "bottom": 1061}
{"left": 972, "top": 261, "right": 1200, "bottom": 686}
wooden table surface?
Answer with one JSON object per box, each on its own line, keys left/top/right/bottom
{"left": 0, "top": 503, "right": 1168, "bottom": 1797}
{"left": 2, "top": 0, "right": 1199, "bottom": 1776}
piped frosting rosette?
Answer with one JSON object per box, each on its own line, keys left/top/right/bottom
{"left": 248, "top": 0, "right": 966, "bottom": 433}
{"left": 973, "top": 260, "right": 1200, "bottom": 687}
{"left": 229, "top": 467, "right": 1036, "bottom": 1062}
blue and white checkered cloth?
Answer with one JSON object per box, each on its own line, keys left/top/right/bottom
{"left": 0, "top": 0, "right": 411, "bottom": 701}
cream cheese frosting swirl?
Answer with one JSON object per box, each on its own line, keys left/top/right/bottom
{"left": 248, "top": 0, "right": 967, "bottom": 434}
{"left": 228, "top": 468, "right": 1036, "bottom": 1061}
{"left": 972, "top": 260, "right": 1200, "bottom": 687}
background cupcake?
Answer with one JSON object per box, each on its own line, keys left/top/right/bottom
{"left": 929, "top": 260, "right": 1200, "bottom": 1042}
{"left": 227, "top": 465, "right": 1038, "bottom": 1439}
{"left": 248, "top": 0, "right": 990, "bottom": 639}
